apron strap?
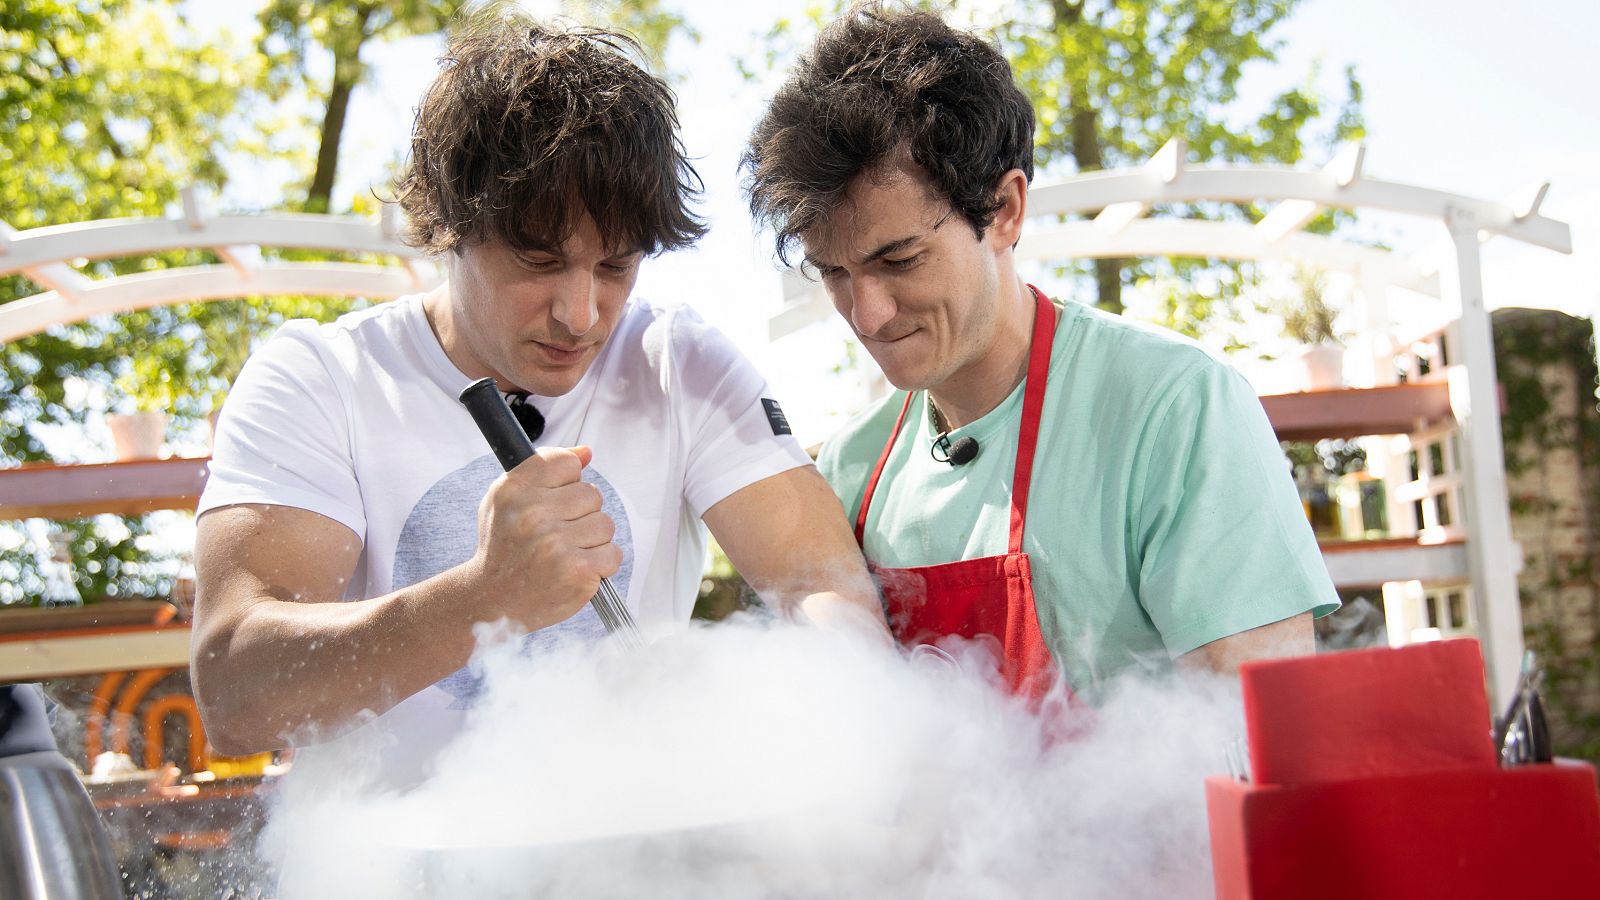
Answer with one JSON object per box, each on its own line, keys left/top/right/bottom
{"left": 1008, "top": 285, "right": 1057, "bottom": 555}
{"left": 854, "top": 390, "right": 915, "bottom": 546}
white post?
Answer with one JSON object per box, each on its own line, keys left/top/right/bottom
{"left": 1441, "top": 206, "right": 1524, "bottom": 710}
{"left": 1358, "top": 267, "right": 1396, "bottom": 388}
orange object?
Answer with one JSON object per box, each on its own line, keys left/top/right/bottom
{"left": 154, "top": 829, "right": 232, "bottom": 852}
{"left": 110, "top": 667, "right": 175, "bottom": 757}
{"left": 84, "top": 671, "right": 129, "bottom": 765}
{"left": 140, "top": 694, "right": 205, "bottom": 773}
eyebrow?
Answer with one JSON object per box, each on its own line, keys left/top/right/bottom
{"left": 515, "top": 245, "right": 645, "bottom": 261}
{"left": 806, "top": 234, "right": 921, "bottom": 271}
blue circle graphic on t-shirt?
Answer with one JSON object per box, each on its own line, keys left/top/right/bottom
{"left": 391, "top": 454, "right": 634, "bottom": 705}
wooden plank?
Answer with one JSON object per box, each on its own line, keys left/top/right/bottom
{"left": 1262, "top": 379, "right": 1453, "bottom": 442}
{"left": 0, "top": 456, "right": 209, "bottom": 519}
{"left": 1317, "top": 537, "right": 1471, "bottom": 589}
{"left": 0, "top": 600, "right": 175, "bottom": 635}
{"left": 0, "top": 623, "right": 191, "bottom": 681}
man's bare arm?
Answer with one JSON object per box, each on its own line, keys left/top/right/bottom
{"left": 1176, "top": 611, "right": 1315, "bottom": 675}
{"left": 702, "top": 465, "right": 888, "bottom": 638}
{"left": 192, "top": 447, "right": 618, "bottom": 755}
{"left": 191, "top": 504, "right": 485, "bottom": 755}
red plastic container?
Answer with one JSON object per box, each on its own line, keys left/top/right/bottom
{"left": 1208, "top": 639, "right": 1600, "bottom": 899}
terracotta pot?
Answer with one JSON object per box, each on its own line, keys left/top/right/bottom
{"left": 1297, "top": 342, "right": 1346, "bottom": 391}
{"left": 106, "top": 411, "right": 167, "bottom": 461}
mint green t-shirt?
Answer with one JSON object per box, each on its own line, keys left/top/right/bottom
{"left": 817, "top": 299, "right": 1339, "bottom": 703}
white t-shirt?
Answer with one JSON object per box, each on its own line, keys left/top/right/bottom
{"left": 198, "top": 293, "right": 811, "bottom": 781}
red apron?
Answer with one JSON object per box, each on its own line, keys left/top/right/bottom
{"left": 854, "top": 285, "right": 1074, "bottom": 706}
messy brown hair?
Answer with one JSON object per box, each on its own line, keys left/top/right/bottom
{"left": 741, "top": 3, "right": 1034, "bottom": 264}
{"left": 396, "top": 8, "right": 705, "bottom": 257}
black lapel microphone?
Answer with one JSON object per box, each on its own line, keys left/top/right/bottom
{"left": 931, "top": 433, "right": 981, "bottom": 466}
{"left": 505, "top": 391, "right": 546, "bottom": 442}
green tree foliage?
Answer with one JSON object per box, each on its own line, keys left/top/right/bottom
{"left": 0, "top": 0, "right": 248, "bottom": 230}
{"left": 1, "top": 0, "right": 700, "bottom": 605}
{"left": 257, "top": 0, "right": 468, "bottom": 212}
{"left": 998, "top": 0, "right": 1365, "bottom": 318}
{"left": 1, "top": 0, "right": 269, "bottom": 602}
{"left": 258, "top": 0, "right": 694, "bottom": 214}
{"left": 750, "top": 0, "right": 1364, "bottom": 329}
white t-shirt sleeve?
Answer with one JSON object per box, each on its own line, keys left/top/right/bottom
{"left": 668, "top": 306, "right": 813, "bottom": 517}
{"left": 197, "top": 321, "right": 367, "bottom": 539}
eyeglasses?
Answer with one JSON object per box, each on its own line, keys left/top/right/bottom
{"left": 506, "top": 392, "right": 546, "bottom": 443}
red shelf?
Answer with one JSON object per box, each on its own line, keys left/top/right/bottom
{"left": 1261, "top": 378, "right": 1453, "bottom": 442}
{"left": 0, "top": 456, "right": 210, "bottom": 520}
{"left": 0, "top": 599, "right": 177, "bottom": 636}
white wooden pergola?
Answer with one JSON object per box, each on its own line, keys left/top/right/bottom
{"left": 0, "top": 187, "right": 440, "bottom": 343}
{"left": 770, "top": 140, "right": 1574, "bottom": 709}
{"left": 0, "top": 189, "right": 439, "bottom": 677}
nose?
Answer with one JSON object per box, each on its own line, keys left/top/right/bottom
{"left": 839, "top": 274, "right": 896, "bottom": 337}
{"left": 551, "top": 271, "right": 599, "bottom": 336}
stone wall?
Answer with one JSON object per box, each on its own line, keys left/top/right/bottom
{"left": 1495, "top": 307, "right": 1600, "bottom": 760}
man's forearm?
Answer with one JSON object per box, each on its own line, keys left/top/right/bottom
{"left": 705, "top": 465, "right": 889, "bottom": 638}
{"left": 192, "top": 564, "right": 485, "bottom": 755}
{"left": 1176, "top": 611, "right": 1315, "bottom": 675}
{"left": 797, "top": 590, "right": 892, "bottom": 642}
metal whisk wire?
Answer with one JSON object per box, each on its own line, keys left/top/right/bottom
{"left": 592, "top": 577, "right": 644, "bottom": 651}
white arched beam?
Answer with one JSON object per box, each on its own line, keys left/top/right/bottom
{"left": 769, "top": 217, "right": 1435, "bottom": 341}
{"left": 1017, "top": 219, "right": 1435, "bottom": 292}
{"left": 1028, "top": 168, "right": 1572, "bottom": 254}
{"left": 0, "top": 212, "right": 422, "bottom": 278}
{"left": 0, "top": 263, "right": 441, "bottom": 343}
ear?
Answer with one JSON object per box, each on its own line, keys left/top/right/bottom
{"left": 984, "top": 169, "right": 1028, "bottom": 251}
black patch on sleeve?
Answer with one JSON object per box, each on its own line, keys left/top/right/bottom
{"left": 761, "top": 398, "right": 792, "bottom": 436}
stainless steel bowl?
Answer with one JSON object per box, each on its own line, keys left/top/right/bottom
{"left": 0, "top": 759, "right": 124, "bottom": 899}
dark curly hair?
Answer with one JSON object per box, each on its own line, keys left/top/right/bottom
{"left": 741, "top": 3, "right": 1034, "bottom": 265}
{"left": 396, "top": 8, "right": 705, "bottom": 257}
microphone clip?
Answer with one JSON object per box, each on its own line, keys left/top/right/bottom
{"left": 931, "top": 432, "right": 980, "bottom": 466}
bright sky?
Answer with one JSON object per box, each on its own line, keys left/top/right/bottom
{"left": 186, "top": 0, "right": 1600, "bottom": 447}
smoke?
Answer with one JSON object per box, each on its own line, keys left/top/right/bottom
{"left": 263, "top": 618, "right": 1242, "bottom": 899}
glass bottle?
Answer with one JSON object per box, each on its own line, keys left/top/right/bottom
{"left": 1305, "top": 467, "right": 1340, "bottom": 540}
{"left": 40, "top": 532, "right": 84, "bottom": 608}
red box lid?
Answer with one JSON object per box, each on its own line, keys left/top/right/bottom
{"left": 1240, "top": 639, "right": 1497, "bottom": 786}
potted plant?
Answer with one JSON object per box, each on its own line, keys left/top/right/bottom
{"left": 1278, "top": 269, "right": 1345, "bottom": 391}
{"left": 105, "top": 347, "right": 191, "bottom": 458}
{"left": 106, "top": 368, "right": 174, "bottom": 461}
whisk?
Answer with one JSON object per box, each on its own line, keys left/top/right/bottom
{"left": 459, "top": 377, "right": 644, "bottom": 651}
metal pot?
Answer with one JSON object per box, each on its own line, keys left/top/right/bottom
{"left": 0, "top": 759, "right": 124, "bottom": 899}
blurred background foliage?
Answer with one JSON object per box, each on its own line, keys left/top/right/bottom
{"left": 0, "top": 0, "right": 688, "bottom": 603}
{"left": 747, "top": 0, "right": 1364, "bottom": 348}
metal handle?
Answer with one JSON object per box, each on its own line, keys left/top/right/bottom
{"left": 1495, "top": 650, "right": 1553, "bottom": 766}
{"left": 458, "top": 377, "right": 642, "bottom": 649}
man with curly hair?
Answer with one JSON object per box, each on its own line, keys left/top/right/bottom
{"left": 743, "top": 4, "right": 1337, "bottom": 705}
{"left": 191, "top": 11, "right": 882, "bottom": 784}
